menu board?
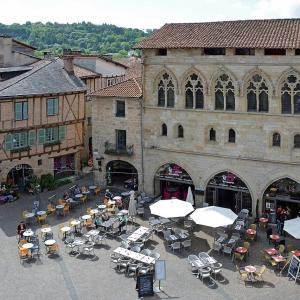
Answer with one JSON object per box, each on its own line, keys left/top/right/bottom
{"left": 155, "top": 260, "right": 166, "bottom": 281}
{"left": 288, "top": 255, "right": 300, "bottom": 283}
{"left": 137, "top": 274, "right": 154, "bottom": 298}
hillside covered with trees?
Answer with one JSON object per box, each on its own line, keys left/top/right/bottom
{"left": 0, "top": 22, "right": 151, "bottom": 56}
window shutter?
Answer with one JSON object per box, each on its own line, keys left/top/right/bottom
{"left": 38, "top": 128, "right": 45, "bottom": 144}
{"left": 59, "top": 125, "right": 65, "bottom": 140}
{"left": 22, "top": 132, "right": 28, "bottom": 147}
{"left": 53, "top": 127, "right": 58, "bottom": 141}
{"left": 15, "top": 103, "right": 22, "bottom": 120}
{"left": 54, "top": 99, "right": 59, "bottom": 115}
{"left": 4, "top": 133, "right": 13, "bottom": 151}
{"left": 28, "top": 130, "right": 36, "bottom": 146}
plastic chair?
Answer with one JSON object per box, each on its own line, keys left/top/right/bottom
{"left": 19, "top": 247, "right": 29, "bottom": 263}
{"left": 127, "top": 261, "right": 140, "bottom": 277}
{"left": 249, "top": 224, "right": 257, "bottom": 231}
{"left": 63, "top": 205, "right": 70, "bottom": 216}
{"left": 37, "top": 215, "right": 47, "bottom": 225}
{"left": 254, "top": 265, "right": 266, "bottom": 282}
{"left": 197, "top": 267, "right": 212, "bottom": 283}
{"left": 47, "top": 204, "right": 55, "bottom": 215}
{"left": 48, "top": 243, "right": 59, "bottom": 255}
{"left": 211, "top": 262, "right": 223, "bottom": 279}
{"left": 278, "top": 244, "right": 285, "bottom": 254}
{"left": 181, "top": 239, "right": 192, "bottom": 251}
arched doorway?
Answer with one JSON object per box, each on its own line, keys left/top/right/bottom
{"left": 106, "top": 160, "right": 138, "bottom": 190}
{"left": 154, "top": 163, "right": 194, "bottom": 200}
{"left": 263, "top": 178, "right": 300, "bottom": 223}
{"left": 206, "top": 171, "right": 252, "bottom": 215}
{"left": 7, "top": 164, "right": 34, "bottom": 191}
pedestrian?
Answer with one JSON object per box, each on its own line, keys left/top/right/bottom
{"left": 17, "top": 221, "right": 26, "bottom": 238}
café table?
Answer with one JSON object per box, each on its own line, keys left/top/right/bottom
{"left": 245, "top": 265, "right": 257, "bottom": 281}
{"left": 235, "top": 247, "right": 248, "bottom": 254}
{"left": 82, "top": 191, "right": 90, "bottom": 195}
{"left": 41, "top": 227, "right": 52, "bottom": 234}
{"left": 127, "top": 226, "right": 151, "bottom": 242}
{"left": 98, "top": 204, "right": 107, "bottom": 211}
{"left": 70, "top": 220, "right": 81, "bottom": 233}
{"left": 61, "top": 226, "right": 71, "bottom": 239}
{"left": 36, "top": 211, "right": 46, "bottom": 216}
{"left": 56, "top": 205, "right": 64, "bottom": 216}
{"left": 264, "top": 247, "right": 278, "bottom": 256}
{"left": 272, "top": 255, "right": 286, "bottom": 269}
{"left": 113, "top": 247, "right": 155, "bottom": 265}
{"left": 22, "top": 242, "right": 34, "bottom": 250}
{"left": 113, "top": 196, "right": 122, "bottom": 202}
{"left": 75, "top": 194, "right": 83, "bottom": 199}
{"left": 291, "top": 250, "right": 300, "bottom": 257}
{"left": 89, "top": 185, "right": 97, "bottom": 190}
{"left": 82, "top": 214, "right": 92, "bottom": 220}
{"left": 23, "top": 229, "right": 34, "bottom": 241}
{"left": 90, "top": 209, "right": 99, "bottom": 218}
{"left": 44, "top": 239, "right": 56, "bottom": 252}
{"left": 24, "top": 212, "right": 35, "bottom": 224}
{"left": 270, "top": 234, "right": 280, "bottom": 245}
{"left": 259, "top": 217, "right": 268, "bottom": 223}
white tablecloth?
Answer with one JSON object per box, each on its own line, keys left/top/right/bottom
{"left": 113, "top": 247, "right": 155, "bottom": 264}
{"left": 127, "top": 226, "right": 151, "bottom": 242}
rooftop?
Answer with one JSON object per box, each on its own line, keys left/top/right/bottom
{"left": 135, "top": 19, "right": 300, "bottom": 49}
{"left": 73, "top": 64, "right": 100, "bottom": 78}
{"left": 90, "top": 77, "right": 142, "bottom": 98}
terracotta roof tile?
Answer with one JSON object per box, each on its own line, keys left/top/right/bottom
{"left": 135, "top": 19, "right": 300, "bottom": 49}
{"left": 90, "top": 77, "right": 142, "bottom": 98}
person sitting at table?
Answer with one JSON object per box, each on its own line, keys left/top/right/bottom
{"left": 63, "top": 191, "right": 70, "bottom": 200}
{"left": 105, "top": 189, "right": 113, "bottom": 200}
{"left": 118, "top": 214, "right": 127, "bottom": 233}
{"left": 116, "top": 198, "right": 123, "bottom": 210}
{"left": 101, "top": 212, "right": 110, "bottom": 222}
{"left": 94, "top": 215, "right": 102, "bottom": 228}
{"left": 74, "top": 185, "right": 81, "bottom": 194}
{"left": 17, "top": 221, "right": 26, "bottom": 238}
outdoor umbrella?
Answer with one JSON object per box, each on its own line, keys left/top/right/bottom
{"left": 149, "top": 198, "right": 194, "bottom": 218}
{"left": 284, "top": 217, "right": 300, "bottom": 239}
{"left": 186, "top": 186, "right": 194, "bottom": 206}
{"left": 190, "top": 206, "right": 238, "bottom": 228}
{"left": 128, "top": 191, "right": 137, "bottom": 218}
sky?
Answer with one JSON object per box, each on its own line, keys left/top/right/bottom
{"left": 1, "top": 0, "right": 300, "bottom": 29}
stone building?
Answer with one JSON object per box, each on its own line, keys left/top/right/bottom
{"left": 90, "top": 76, "right": 143, "bottom": 190}
{"left": 0, "top": 37, "right": 86, "bottom": 189}
{"left": 135, "top": 19, "right": 300, "bottom": 217}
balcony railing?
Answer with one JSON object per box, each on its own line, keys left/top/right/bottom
{"left": 104, "top": 142, "right": 134, "bottom": 156}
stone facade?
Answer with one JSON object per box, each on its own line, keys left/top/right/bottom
{"left": 91, "top": 95, "right": 143, "bottom": 189}
{"left": 141, "top": 48, "right": 300, "bottom": 213}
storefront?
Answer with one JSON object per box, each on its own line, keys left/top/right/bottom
{"left": 205, "top": 171, "right": 252, "bottom": 215}
{"left": 7, "top": 164, "right": 34, "bottom": 191}
{"left": 154, "top": 163, "right": 194, "bottom": 200}
{"left": 263, "top": 178, "right": 300, "bottom": 223}
{"left": 106, "top": 160, "right": 138, "bottom": 190}
{"left": 54, "top": 154, "right": 75, "bottom": 179}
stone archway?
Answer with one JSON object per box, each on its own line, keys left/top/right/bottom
{"left": 7, "top": 164, "right": 34, "bottom": 191}
{"left": 154, "top": 163, "right": 194, "bottom": 200}
{"left": 205, "top": 171, "right": 253, "bottom": 215}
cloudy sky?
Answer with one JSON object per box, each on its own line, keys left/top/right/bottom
{"left": 2, "top": 0, "right": 300, "bottom": 29}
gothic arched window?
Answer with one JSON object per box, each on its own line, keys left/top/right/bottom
{"left": 162, "top": 123, "right": 167, "bottom": 136}
{"left": 185, "top": 73, "right": 204, "bottom": 109}
{"left": 228, "top": 129, "right": 236, "bottom": 143}
{"left": 247, "top": 74, "right": 269, "bottom": 112}
{"left": 272, "top": 132, "right": 281, "bottom": 147}
{"left": 281, "top": 74, "right": 300, "bottom": 114}
{"left": 157, "top": 72, "right": 175, "bottom": 108}
{"left": 178, "top": 125, "right": 184, "bottom": 138}
{"left": 215, "top": 74, "right": 235, "bottom": 111}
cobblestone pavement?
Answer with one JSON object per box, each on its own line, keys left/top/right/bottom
{"left": 0, "top": 176, "right": 300, "bottom": 300}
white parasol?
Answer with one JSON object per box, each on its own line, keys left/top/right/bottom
{"left": 128, "top": 191, "right": 137, "bottom": 217}
{"left": 284, "top": 217, "right": 300, "bottom": 239}
{"left": 186, "top": 186, "right": 194, "bottom": 206}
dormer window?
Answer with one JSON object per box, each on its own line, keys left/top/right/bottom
{"left": 235, "top": 48, "right": 255, "bottom": 56}
{"left": 156, "top": 49, "right": 167, "bottom": 56}
{"left": 204, "top": 48, "right": 225, "bottom": 55}
{"left": 264, "top": 49, "right": 286, "bottom": 55}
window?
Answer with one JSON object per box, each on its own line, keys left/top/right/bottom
{"left": 116, "top": 130, "right": 126, "bottom": 150}
{"left": 235, "top": 48, "right": 255, "bottom": 55}
{"left": 15, "top": 101, "right": 28, "bottom": 120}
{"left": 215, "top": 74, "right": 235, "bottom": 111}
{"left": 296, "top": 49, "right": 300, "bottom": 56}
{"left": 116, "top": 100, "right": 125, "bottom": 117}
{"left": 228, "top": 129, "right": 235, "bottom": 143}
{"left": 38, "top": 159, "right": 42, "bottom": 166}
{"left": 12, "top": 132, "right": 27, "bottom": 149}
{"left": 47, "top": 98, "right": 59, "bottom": 116}
{"left": 247, "top": 74, "right": 269, "bottom": 112}
{"left": 178, "top": 125, "right": 184, "bottom": 138}
{"left": 204, "top": 48, "right": 226, "bottom": 55}
{"left": 156, "top": 49, "right": 167, "bottom": 56}
{"left": 162, "top": 123, "right": 167, "bottom": 136}
{"left": 272, "top": 133, "right": 281, "bottom": 147}
{"left": 294, "top": 134, "right": 300, "bottom": 148}
{"left": 157, "top": 73, "right": 175, "bottom": 108}
{"left": 184, "top": 73, "right": 204, "bottom": 109}
{"left": 281, "top": 74, "right": 300, "bottom": 114}
{"left": 87, "top": 117, "right": 92, "bottom": 126}
{"left": 209, "top": 128, "right": 216, "bottom": 141}
{"left": 264, "top": 49, "right": 286, "bottom": 55}
{"left": 45, "top": 127, "right": 58, "bottom": 142}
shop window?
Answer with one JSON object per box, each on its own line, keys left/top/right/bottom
{"left": 204, "top": 48, "right": 225, "bottom": 55}
{"left": 272, "top": 133, "right": 281, "bottom": 147}
{"left": 294, "top": 134, "right": 300, "bottom": 148}
{"left": 209, "top": 128, "right": 216, "bottom": 141}
{"left": 156, "top": 48, "right": 167, "bottom": 56}
{"left": 228, "top": 129, "right": 235, "bottom": 143}
{"left": 178, "top": 125, "right": 184, "bottom": 138}
{"left": 247, "top": 74, "right": 269, "bottom": 112}
{"left": 281, "top": 74, "right": 300, "bottom": 114}
{"left": 235, "top": 48, "right": 255, "bottom": 55}
{"left": 116, "top": 100, "right": 125, "bottom": 117}
{"left": 184, "top": 73, "right": 204, "bottom": 109}
{"left": 214, "top": 74, "right": 235, "bottom": 111}
{"left": 157, "top": 73, "right": 175, "bottom": 108}
{"left": 264, "top": 48, "right": 286, "bottom": 55}
{"left": 162, "top": 123, "right": 167, "bottom": 136}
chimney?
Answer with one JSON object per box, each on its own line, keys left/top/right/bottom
{"left": 62, "top": 49, "right": 74, "bottom": 74}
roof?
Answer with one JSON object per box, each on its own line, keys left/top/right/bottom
{"left": 0, "top": 66, "right": 33, "bottom": 73}
{"left": 114, "top": 57, "right": 142, "bottom": 79}
{"left": 90, "top": 77, "right": 142, "bottom": 98}
{"left": 13, "top": 39, "right": 37, "bottom": 50}
{"left": 135, "top": 19, "right": 300, "bottom": 49}
{"left": 0, "top": 58, "right": 86, "bottom": 99}
{"left": 74, "top": 64, "right": 100, "bottom": 78}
